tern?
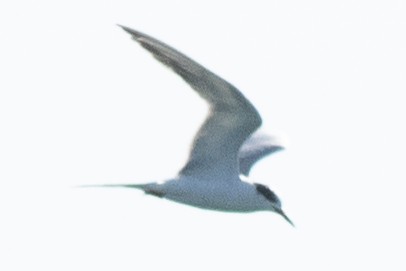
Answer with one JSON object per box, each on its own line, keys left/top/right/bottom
{"left": 85, "top": 25, "right": 293, "bottom": 226}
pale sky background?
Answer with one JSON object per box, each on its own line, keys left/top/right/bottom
{"left": 1, "top": 1, "right": 405, "bottom": 270}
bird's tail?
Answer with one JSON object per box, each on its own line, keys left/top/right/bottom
{"left": 76, "top": 183, "right": 149, "bottom": 189}
{"left": 76, "top": 182, "right": 165, "bottom": 197}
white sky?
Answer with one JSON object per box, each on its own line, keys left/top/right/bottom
{"left": 1, "top": 0, "right": 405, "bottom": 270}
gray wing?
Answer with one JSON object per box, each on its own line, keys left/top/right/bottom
{"left": 119, "top": 25, "right": 262, "bottom": 181}
{"left": 238, "top": 131, "right": 284, "bottom": 176}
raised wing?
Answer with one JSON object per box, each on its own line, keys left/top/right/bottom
{"left": 238, "top": 131, "right": 284, "bottom": 176}
{"left": 119, "top": 25, "right": 262, "bottom": 181}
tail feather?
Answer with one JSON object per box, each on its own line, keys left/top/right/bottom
{"left": 76, "top": 183, "right": 165, "bottom": 198}
{"left": 76, "top": 184, "right": 148, "bottom": 189}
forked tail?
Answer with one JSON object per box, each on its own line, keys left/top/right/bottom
{"left": 76, "top": 182, "right": 165, "bottom": 197}
{"left": 77, "top": 183, "right": 149, "bottom": 189}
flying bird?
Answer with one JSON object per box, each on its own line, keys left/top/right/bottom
{"left": 84, "top": 25, "right": 293, "bottom": 226}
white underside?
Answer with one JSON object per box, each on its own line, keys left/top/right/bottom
{"left": 144, "top": 176, "right": 273, "bottom": 213}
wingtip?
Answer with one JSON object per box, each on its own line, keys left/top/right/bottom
{"left": 117, "top": 24, "right": 143, "bottom": 39}
{"left": 117, "top": 24, "right": 132, "bottom": 34}
{"left": 116, "top": 24, "right": 128, "bottom": 31}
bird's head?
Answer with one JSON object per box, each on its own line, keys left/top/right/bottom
{"left": 254, "top": 183, "right": 294, "bottom": 227}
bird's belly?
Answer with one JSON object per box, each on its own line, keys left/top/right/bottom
{"left": 162, "top": 181, "right": 261, "bottom": 212}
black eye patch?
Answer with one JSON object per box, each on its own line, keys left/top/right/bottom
{"left": 254, "top": 183, "right": 280, "bottom": 205}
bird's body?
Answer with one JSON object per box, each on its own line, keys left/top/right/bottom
{"left": 136, "top": 176, "right": 270, "bottom": 213}
{"left": 84, "top": 25, "right": 293, "bottom": 226}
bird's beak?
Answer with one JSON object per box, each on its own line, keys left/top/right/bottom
{"left": 274, "top": 207, "right": 295, "bottom": 227}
